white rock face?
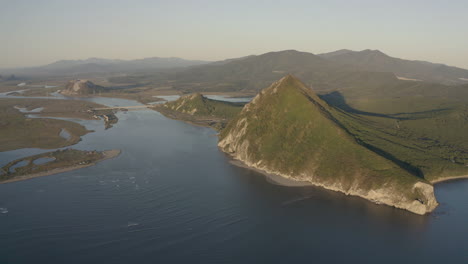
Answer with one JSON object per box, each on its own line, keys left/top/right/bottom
{"left": 61, "top": 80, "right": 100, "bottom": 95}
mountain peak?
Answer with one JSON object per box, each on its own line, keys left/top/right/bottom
{"left": 256, "top": 74, "right": 320, "bottom": 103}
{"left": 360, "top": 49, "right": 389, "bottom": 57}
{"left": 219, "top": 76, "right": 438, "bottom": 215}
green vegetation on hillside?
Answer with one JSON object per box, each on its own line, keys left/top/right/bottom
{"left": 325, "top": 96, "right": 468, "bottom": 182}
{"left": 165, "top": 93, "right": 242, "bottom": 118}
{"left": 154, "top": 76, "right": 467, "bottom": 183}
{"left": 220, "top": 76, "right": 421, "bottom": 187}
{"left": 319, "top": 49, "right": 468, "bottom": 85}
{"left": 153, "top": 93, "right": 244, "bottom": 130}
{"left": 219, "top": 75, "right": 438, "bottom": 214}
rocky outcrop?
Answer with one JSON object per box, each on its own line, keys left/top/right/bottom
{"left": 61, "top": 80, "right": 103, "bottom": 96}
{"left": 218, "top": 75, "right": 438, "bottom": 215}
{"left": 164, "top": 93, "right": 202, "bottom": 115}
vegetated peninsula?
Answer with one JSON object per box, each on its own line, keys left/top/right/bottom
{"left": 0, "top": 98, "right": 119, "bottom": 151}
{"left": 218, "top": 75, "right": 438, "bottom": 215}
{"left": 0, "top": 149, "right": 121, "bottom": 184}
{"left": 153, "top": 93, "right": 244, "bottom": 130}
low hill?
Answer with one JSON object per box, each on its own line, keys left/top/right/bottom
{"left": 218, "top": 75, "right": 438, "bottom": 215}
{"left": 154, "top": 93, "right": 244, "bottom": 129}
{"left": 61, "top": 80, "right": 104, "bottom": 96}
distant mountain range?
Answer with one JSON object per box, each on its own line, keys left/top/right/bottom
{"left": 318, "top": 49, "right": 468, "bottom": 85}
{"left": 129, "top": 50, "right": 468, "bottom": 100}
{"left": 3, "top": 49, "right": 468, "bottom": 95}
{"left": 1, "top": 57, "right": 209, "bottom": 77}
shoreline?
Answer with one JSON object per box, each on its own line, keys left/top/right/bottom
{"left": 228, "top": 159, "right": 313, "bottom": 187}
{"left": 152, "top": 106, "right": 226, "bottom": 129}
{"left": 0, "top": 149, "right": 121, "bottom": 184}
{"left": 231, "top": 157, "right": 468, "bottom": 187}
{"left": 431, "top": 175, "right": 468, "bottom": 184}
{"left": 227, "top": 156, "right": 438, "bottom": 215}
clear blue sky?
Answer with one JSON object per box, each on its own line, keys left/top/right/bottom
{"left": 1, "top": 0, "right": 467, "bottom": 68}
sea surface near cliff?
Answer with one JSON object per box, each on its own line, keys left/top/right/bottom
{"left": 0, "top": 96, "right": 467, "bottom": 264}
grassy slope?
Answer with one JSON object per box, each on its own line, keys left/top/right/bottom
{"left": 331, "top": 97, "right": 468, "bottom": 182}
{"left": 164, "top": 93, "right": 243, "bottom": 119}
{"left": 319, "top": 49, "right": 468, "bottom": 85}
{"left": 155, "top": 93, "right": 244, "bottom": 130}
{"left": 220, "top": 76, "right": 424, "bottom": 196}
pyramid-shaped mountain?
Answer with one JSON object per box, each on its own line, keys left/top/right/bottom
{"left": 219, "top": 75, "right": 438, "bottom": 214}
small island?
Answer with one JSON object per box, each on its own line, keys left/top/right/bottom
{"left": 0, "top": 148, "right": 121, "bottom": 184}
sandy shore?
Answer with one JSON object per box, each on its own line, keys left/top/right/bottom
{"left": 0, "top": 149, "right": 121, "bottom": 184}
{"left": 229, "top": 159, "right": 312, "bottom": 187}
{"left": 431, "top": 175, "right": 468, "bottom": 184}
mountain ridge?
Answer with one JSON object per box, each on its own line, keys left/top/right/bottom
{"left": 1, "top": 57, "right": 210, "bottom": 77}
{"left": 319, "top": 49, "right": 468, "bottom": 84}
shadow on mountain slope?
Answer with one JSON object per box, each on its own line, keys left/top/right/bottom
{"left": 319, "top": 91, "right": 451, "bottom": 120}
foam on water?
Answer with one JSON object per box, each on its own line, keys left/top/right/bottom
{"left": 127, "top": 222, "right": 139, "bottom": 227}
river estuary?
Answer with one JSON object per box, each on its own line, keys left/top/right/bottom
{"left": 0, "top": 95, "right": 467, "bottom": 263}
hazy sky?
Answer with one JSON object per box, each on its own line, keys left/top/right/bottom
{"left": 1, "top": 0, "right": 467, "bottom": 69}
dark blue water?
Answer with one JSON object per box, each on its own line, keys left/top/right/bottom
{"left": 0, "top": 97, "right": 467, "bottom": 264}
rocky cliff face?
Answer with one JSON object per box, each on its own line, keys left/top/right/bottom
{"left": 61, "top": 80, "right": 103, "bottom": 96}
{"left": 164, "top": 93, "right": 204, "bottom": 115}
{"left": 218, "top": 75, "right": 438, "bottom": 215}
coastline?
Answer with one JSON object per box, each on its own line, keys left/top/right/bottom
{"left": 0, "top": 149, "right": 121, "bottom": 184}
{"left": 431, "top": 175, "right": 468, "bottom": 184}
{"left": 225, "top": 154, "right": 437, "bottom": 215}
{"left": 152, "top": 106, "right": 226, "bottom": 129}
{"left": 229, "top": 159, "right": 313, "bottom": 187}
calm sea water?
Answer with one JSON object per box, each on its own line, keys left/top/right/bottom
{"left": 0, "top": 96, "right": 467, "bottom": 264}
